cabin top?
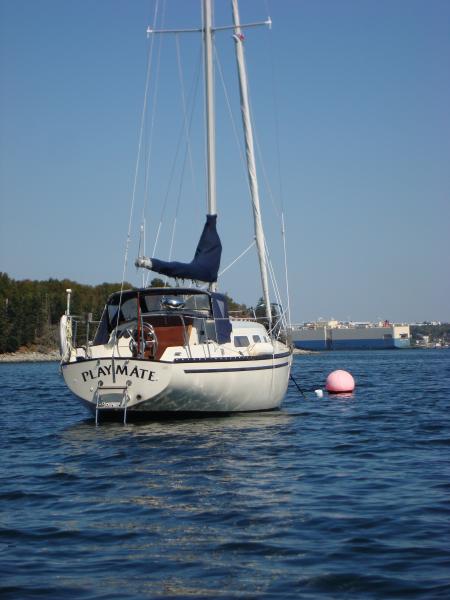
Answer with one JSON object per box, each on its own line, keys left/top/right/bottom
{"left": 94, "top": 287, "right": 232, "bottom": 345}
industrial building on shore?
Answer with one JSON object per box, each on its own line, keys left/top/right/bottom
{"left": 290, "top": 320, "right": 411, "bottom": 351}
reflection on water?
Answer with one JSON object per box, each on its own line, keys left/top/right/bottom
{"left": 62, "top": 409, "right": 294, "bottom": 444}
{"left": 325, "top": 391, "right": 355, "bottom": 400}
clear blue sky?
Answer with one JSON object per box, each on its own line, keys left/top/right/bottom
{"left": 1, "top": 0, "right": 449, "bottom": 323}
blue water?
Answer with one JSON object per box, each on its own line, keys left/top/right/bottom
{"left": 1, "top": 350, "right": 450, "bottom": 599}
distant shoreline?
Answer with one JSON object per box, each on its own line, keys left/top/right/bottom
{"left": 0, "top": 350, "right": 60, "bottom": 363}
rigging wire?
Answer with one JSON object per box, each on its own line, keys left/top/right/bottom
{"left": 201, "top": 2, "right": 207, "bottom": 215}
{"left": 232, "top": 14, "right": 292, "bottom": 327}
{"left": 175, "top": 34, "right": 198, "bottom": 200}
{"left": 215, "top": 47, "right": 248, "bottom": 189}
{"left": 124, "top": 0, "right": 159, "bottom": 280}
{"left": 281, "top": 212, "right": 291, "bottom": 325}
{"left": 114, "top": 1, "right": 160, "bottom": 355}
{"left": 141, "top": 2, "right": 166, "bottom": 286}
{"left": 216, "top": 39, "right": 286, "bottom": 317}
{"left": 164, "top": 33, "right": 201, "bottom": 286}
{"left": 218, "top": 240, "right": 256, "bottom": 277}
{"left": 265, "top": 0, "right": 292, "bottom": 326}
{"left": 215, "top": 45, "right": 272, "bottom": 284}
{"left": 150, "top": 44, "right": 203, "bottom": 261}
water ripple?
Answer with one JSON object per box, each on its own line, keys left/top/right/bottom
{"left": 1, "top": 351, "right": 450, "bottom": 599}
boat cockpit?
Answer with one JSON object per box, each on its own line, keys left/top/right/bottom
{"left": 91, "top": 287, "right": 232, "bottom": 360}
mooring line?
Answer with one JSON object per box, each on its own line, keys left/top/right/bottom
{"left": 289, "top": 374, "right": 307, "bottom": 399}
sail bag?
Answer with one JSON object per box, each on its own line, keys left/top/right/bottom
{"left": 151, "top": 214, "right": 222, "bottom": 283}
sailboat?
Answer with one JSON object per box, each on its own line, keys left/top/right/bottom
{"left": 59, "top": 0, "right": 293, "bottom": 422}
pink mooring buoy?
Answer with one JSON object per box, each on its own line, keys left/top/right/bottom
{"left": 326, "top": 370, "right": 355, "bottom": 394}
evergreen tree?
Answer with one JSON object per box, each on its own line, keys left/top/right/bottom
{"left": 0, "top": 273, "right": 130, "bottom": 352}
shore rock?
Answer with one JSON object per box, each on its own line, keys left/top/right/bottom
{"left": 0, "top": 350, "right": 60, "bottom": 363}
{"left": 292, "top": 347, "right": 316, "bottom": 355}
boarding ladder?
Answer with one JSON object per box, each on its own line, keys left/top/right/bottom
{"left": 94, "top": 384, "right": 130, "bottom": 425}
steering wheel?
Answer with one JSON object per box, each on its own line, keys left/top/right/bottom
{"left": 129, "top": 322, "right": 158, "bottom": 359}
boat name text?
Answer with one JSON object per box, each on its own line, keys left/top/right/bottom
{"left": 81, "top": 364, "right": 157, "bottom": 382}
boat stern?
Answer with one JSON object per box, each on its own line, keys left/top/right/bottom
{"left": 61, "top": 357, "right": 172, "bottom": 412}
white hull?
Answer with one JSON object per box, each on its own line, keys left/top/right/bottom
{"left": 62, "top": 352, "right": 291, "bottom": 415}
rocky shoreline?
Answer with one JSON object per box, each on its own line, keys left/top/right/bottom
{"left": 0, "top": 350, "right": 60, "bottom": 363}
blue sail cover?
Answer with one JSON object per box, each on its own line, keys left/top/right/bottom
{"left": 151, "top": 214, "right": 222, "bottom": 283}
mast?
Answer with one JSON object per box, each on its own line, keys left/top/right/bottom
{"left": 203, "top": 0, "right": 216, "bottom": 217}
{"left": 231, "top": 0, "right": 272, "bottom": 327}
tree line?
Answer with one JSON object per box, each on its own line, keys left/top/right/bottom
{"left": 0, "top": 273, "right": 130, "bottom": 353}
{"left": 410, "top": 324, "right": 450, "bottom": 344}
{"left": 0, "top": 273, "right": 249, "bottom": 353}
